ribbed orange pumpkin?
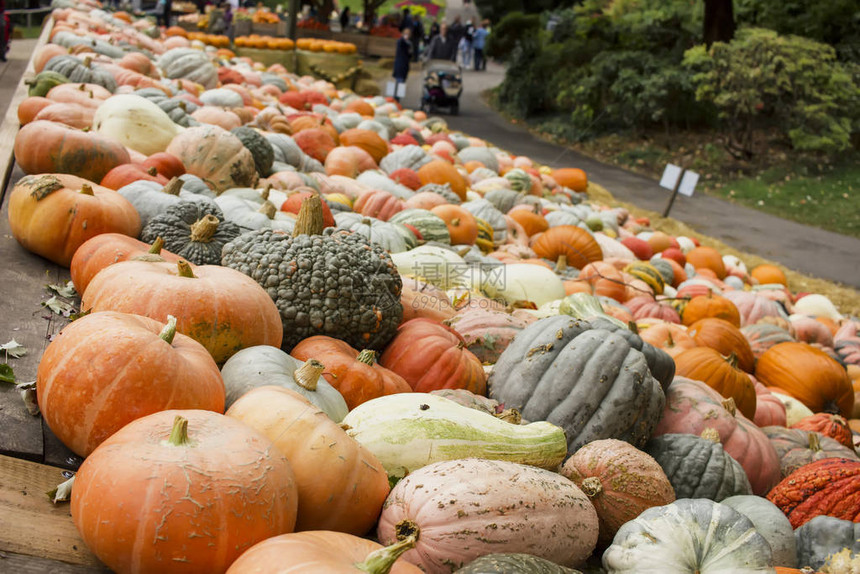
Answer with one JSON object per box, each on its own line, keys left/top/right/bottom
{"left": 531, "top": 225, "right": 603, "bottom": 269}
{"left": 227, "top": 386, "right": 390, "bottom": 535}
{"left": 8, "top": 174, "right": 141, "bottom": 267}
{"left": 682, "top": 294, "right": 741, "bottom": 327}
{"left": 674, "top": 347, "right": 757, "bottom": 419}
{"left": 552, "top": 168, "right": 587, "bottom": 192}
{"left": 688, "top": 318, "right": 755, "bottom": 373}
{"left": 686, "top": 246, "right": 727, "bottom": 279}
{"left": 379, "top": 318, "right": 487, "bottom": 395}
{"left": 72, "top": 411, "right": 298, "bottom": 573}
{"left": 637, "top": 322, "right": 696, "bottom": 358}
{"left": 577, "top": 261, "right": 627, "bottom": 302}
{"left": 791, "top": 413, "right": 854, "bottom": 448}
{"left": 293, "top": 128, "right": 337, "bottom": 163}
{"left": 756, "top": 342, "right": 853, "bottom": 417}
{"left": 417, "top": 160, "right": 468, "bottom": 201}
{"left": 338, "top": 128, "right": 389, "bottom": 164}
{"left": 37, "top": 312, "right": 225, "bottom": 457}
{"left": 767, "top": 457, "right": 860, "bottom": 528}
{"left": 508, "top": 209, "right": 549, "bottom": 237}
{"left": 291, "top": 336, "right": 412, "bottom": 410}
{"left": 751, "top": 264, "right": 788, "bottom": 286}
{"left": 431, "top": 204, "right": 479, "bottom": 245}
{"left": 354, "top": 189, "right": 406, "bottom": 221}
{"left": 560, "top": 439, "right": 675, "bottom": 545}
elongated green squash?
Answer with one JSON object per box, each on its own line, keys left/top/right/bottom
{"left": 341, "top": 393, "right": 567, "bottom": 478}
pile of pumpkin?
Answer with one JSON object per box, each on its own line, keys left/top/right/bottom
{"left": 295, "top": 37, "right": 359, "bottom": 54}
{"left": 234, "top": 34, "right": 295, "bottom": 51}
{"left": 7, "top": 1, "right": 860, "bottom": 573}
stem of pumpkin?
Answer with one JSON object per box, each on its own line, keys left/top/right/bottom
{"left": 146, "top": 166, "right": 158, "bottom": 177}
{"left": 721, "top": 397, "right": 738, "bottom": 417}
{"left": 725, "top": 352, "right": 739, "bottom": 369}
{"left": 808, "top": 432, "right": 822, "bottom": 452}
{"left": 292, "top": 194, "right": 324, "bottom": 236}
{"left": 556, "top": 254, "right": 568, "bottom": 272}
{"left": 177, "top": 260, "right": 196, "bottom": 278}
{"left": 79, "top": 184, "right": 95, "bottom": 196}
{"left": 294, "top": 359, "right": 324, "bottom": 391}
{"left": 259, "top": 201, "right": 277, "bottom": 219}
{"left": 495, "top": 408, "right": 522, "bottom": 424}
{"left": 166, "top": 415, "right": 191, "bottom": 447}
{"left": 189, "top": 214, "right": 220, "bottom": 243}
{"left": 356, "top": 349, "right": 376, "bottom": 365}
{"left": 162, "top": 177, "right": 183, "bottom": 195}
{"left": 354, "top": 521, "right": 420, "bottom": 574}
{"left": 158, "top": 315, "right": 178, "bottom": 344}
{"left": 148, "top": 236, "right": 164, "bottom": 254}
{"left": 700, "top": 427, "right": 721, "bottom": 443}
{"left": 261, "top": 184, "right": 271, "bottom": 201}
{"left": 580, "top": 476, "right": 603, "bottom": 498}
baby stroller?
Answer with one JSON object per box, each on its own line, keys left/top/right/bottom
{"left": 421, "top": 61, "right": 462, "bottom": 115}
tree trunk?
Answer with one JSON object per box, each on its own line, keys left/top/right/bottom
{"left": 703, "top": 0, "right": 735, "bottom": 47}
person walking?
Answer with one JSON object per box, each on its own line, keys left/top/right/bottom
{"left": 339, "top": 6, "right": 350, "bottom": 31}
{"left": 392, "top": 27, "right": 412, "bottom": 102}
{"left": 411, "top": 16, "right": 423, "bottom": 62}
{"left": 423, "top": 22, "right": 457, "bottom": 62}
{"left": 472, "top": 20, "right": 489, "bottom": 70}
{"left": 458, "top": 20, "right": 473, "bottom": 68}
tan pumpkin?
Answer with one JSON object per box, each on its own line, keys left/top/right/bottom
{"left": 165, "top": 125, "right": 257, "bottom": 192}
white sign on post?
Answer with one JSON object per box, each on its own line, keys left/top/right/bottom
{"left": 679, "top": 170, "right": 699, "bottom": 197}
{"left": 659, "top": 164, "right": 683, "bottom": 190}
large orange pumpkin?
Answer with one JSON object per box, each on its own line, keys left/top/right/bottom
{"left": 14, "top": 120, "right": 131, "bottom": 183}
{"left": 37, "top": 312, "right": 225, "bottom": 457}
{"left": 552, "top": 168, "right": 588, "bottom": 192}
{"left": 688, "top": 318, "right": 755, "bottom": 373}
{"left": 508, "top": 208, "right": 549, "bottom": 237}
{"left": 227, "top": 386, "right": 390, "bottom": 535}
{"left": 379, "top": 318, "right": 487, "bottom": 395}
{"left": 8, "top": 174, "right": 140, "bottom": 267}
{"left": 293, "top": 127, "right": 338, "bottom": 163}
{"left": 290, "top": 336, "right": 412, "bottom": 410}
{"left": 531, "top": 225, "right": 603, "bottom": 269}
{"left": 431, "top": 204, "right": 479, "bottom": 245}
{"left": 751, "top": 264, "right": 788, "bottom": 286}
{"left": 72, "top": 410, "right": 298, "bottom": 573}
{"left": 81, "top": 260, "right": 283, "bottom": 364}
{"left": 338, "top": 128, "right": 389, "bottom": 164}
{"left": 756, "top": 342, "right": 854, "bottom": 418}
{"left": 417, "top": 160, "right": 468, "bottom": 201}
{"left": 674, "top": 347, "right": 757, "bottom": 419}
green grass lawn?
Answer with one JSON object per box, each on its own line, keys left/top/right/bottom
{"left": 709, "top": 162, "right": 860, "bottom": 238}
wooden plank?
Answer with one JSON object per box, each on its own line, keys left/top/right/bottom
{"left": 0, "top": 551, "right": 110, "bottom": 573}
{"left": 0, "top": 18, "right": 52, "bottom": 204}
{"left": 0, "top": 455, "right": 106, "bottom": 568}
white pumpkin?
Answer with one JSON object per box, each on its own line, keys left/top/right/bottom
{"left": 481, "top": 263, "right": 566, "bottom": 307}
{"left": 721, "top": 495, "right": 796, "bottom": 568}
{"left": 92, "top": 94, "right": 184, "bottom": 156}
{"left": 770, "top": 391, "right": 815, "bottom": 426}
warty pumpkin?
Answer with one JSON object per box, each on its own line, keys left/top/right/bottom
{"left": 72, "top": 411, "right": 298, "bottom": 573}
{"left": 227, "top": 386, "right": 390, "bottom": 535}
{"left": 767, "top": 457, "right": 860, "bottom": 528}
{"left": 37, "top": 312, "right": 225, "bottom": 457}
{"left": 82, "top": 260, "right": 283, "bottom": 364}
{"left": 14, "top": 120, "right": 131, "bottom": 183}
{"left": 8, "top": 174, "right": 140, "bottom": 267}
{"left": 756, "top": 342, "right": 853, "bottom": 417}
{"left": 140, "top": 201, "right": 241, "bottom": 266}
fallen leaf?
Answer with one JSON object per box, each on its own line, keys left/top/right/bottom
{"left": 47, "top": 475, "right": 75, "bottom": 504}
{"left": 0, "top": 340, "right": 27, "bottom": 359}
{"left": 17, "top": 381, "right": 39, "bottom": 416}
{"left": 47, "top": 281, "right": 77, "bottom": 299}
{"left": 0, "top": 364, "right": 14, "bottom": 384}
{"left": 43, "top": 296, "right": 76, "bottom": 317}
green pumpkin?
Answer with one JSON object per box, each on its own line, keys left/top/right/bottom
{"left": 26, "top": 70, "right": 69, "bottom": 97}
{"left": 140, "top": 201, "right": 241, "bottom": 265}
{"left": 231, "top": 127, "right": 275, "bottom": 177}
{"left": 43, "top": 55, "right": 117, "bottom": 92}
{"left": 389, "top": 208, "right": 451, "bottom": 245}
{"left": 156, "top": 48, "right": 218, "bottom": 89}
{"left": 454, "top": 553, "right": 582, "bottom": 574}
{"left": 134, "top": 88, "right": 200, "bottom": 127}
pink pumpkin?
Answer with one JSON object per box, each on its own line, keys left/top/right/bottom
{"left": 444, "top": 308, "right": 529, "bottom": 364}
{"left": 790, "top": 315, "right": 835, "bottom": 348}
{"left": 625, "top": 296, "right": 681, "bottom": 323}
{"left": 405, "top": 191, "right": 448, "bottom": 211}
{"left": 353, "top": 189, "right": 406, "bottom": 221}
{"left": 723, "top": 290, "right": 787, "bottom": 327}
{"left": 753, "top": 380, "right": 788, "bottom": 427}
{"left": 654, "top": 377, "right": 781, "bottom": 496}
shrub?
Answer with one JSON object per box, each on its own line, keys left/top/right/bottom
{"left": 485, "top": 12, "right": 541, "bottom": 61}
{"left": 684, "top": 28, "right": 860, "bottom": 157}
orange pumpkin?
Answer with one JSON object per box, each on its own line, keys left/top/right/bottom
{"left": 552, "top": 168, "right": 587, "bottom": 192}
{"left": 293, "top": 127, "right": 338, "bottom": 163}
{"left": 225, "top": 530, "right": 421, "bottom": 573}
{"left": 751, "top": 264, "right": 788, "bottom": 286}
{"left": 688, "top": 318, "right": 756, "bottom": 373}
{"left": 637, "top": 322, "right": 696, "bottom": 358}
{"left": 17, "top": 96, "right": 55, "bottom": 125}
{"left": 682, "top": 294, "right": 741, "bottom": 327}
{"left": 339, "top": 128, "right": 390, "bottom": 165}
{"left": 791, "top": 413, "right": 854, "bottom": 449}
{"left": 14, "top": 120, "right": 131, "bottom": 183}
{"left": 431, "top": 204, "right": 479, "bottom": 245}
{"left": 72, "top": 410, "right": 298, "bottom": 573}
{"left": 508, "top": 208, "right": 549, "bottom": 237}
{"left": 577, "top": 261, "right": 627, "bottom": 302}
{"left": 674, "top": 347, "right": 757, "bottom": 419}
{"left": 37, "top": 312, "right": 225, "bottom": 457}
{"left": 227, "top": 386, "right": 390, "bottom": 535}
{"left": 531, "top": 225, "right": 603, "bottom": 269}
{"left": 756, "top": 342, "right": 854, "bottom": 418}
{"left": 81, "top": 260, "right": 283, "bottom": 364}
{"left": 291, "top": 336, "right": 412, "bottom": 410}
{"left": 686, "top": 246, "right": 727, "bottom": 279}
{"left": 417, "top": 160, "right": 468, "bottom": 201}
{"left": 8, "top": 174, "right": 140, "bottom": 267}
{"left": 379, "top": 318, "right": 487, "bottom": 395}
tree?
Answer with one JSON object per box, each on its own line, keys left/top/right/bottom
{"left": 703, "top": 0, "right": 735, "bottom": 46}
{"left": 363, "top": 0, "right": 389, "bottom": 28}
